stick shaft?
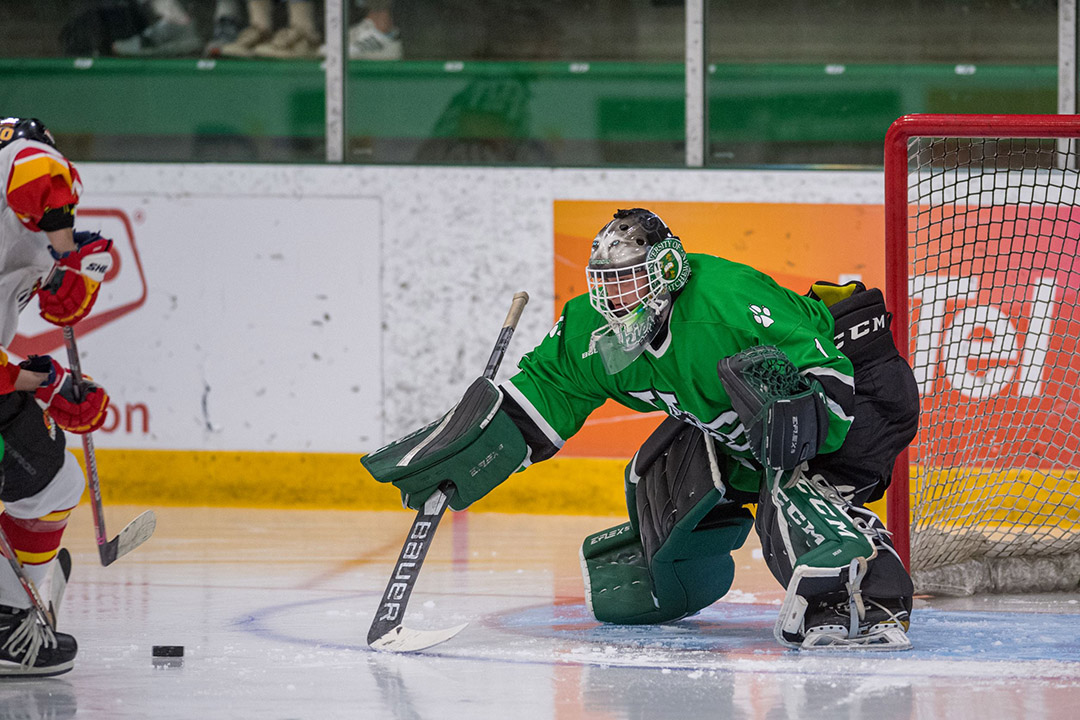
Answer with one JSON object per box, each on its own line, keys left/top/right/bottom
{"left": 62, "top": 327, "right": 111, "bottom": 559}
{"left": 482, "top": 291, "right": 529, "bottom": 380}
{"left": 0, "top": 522, "right": 53, "bottom": 629}
{"left": 82, "top": 434, "right": 110, "bottom": 553}
{"left": 368, "top": 291, "right": 529, "bottom": 648}
{"left": 366, "top": 486, "right": 453, "bottom": 644}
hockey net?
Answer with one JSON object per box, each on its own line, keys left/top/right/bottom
{"left": 885, "top": 114, "right": 1080, "bottom": 596}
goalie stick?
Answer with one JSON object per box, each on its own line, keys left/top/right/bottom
{"left": 368, "top": 290, "right": 530, "bottom": 653}
{"left": 62, "top": 327, "right": 157, "bottom": 566}
{"left": 48, "top": 549, "right": 71, "bottom": 622}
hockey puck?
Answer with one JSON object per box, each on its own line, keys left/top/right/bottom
{"left": 152, "top": 645, "right": 184, "bottom": 658}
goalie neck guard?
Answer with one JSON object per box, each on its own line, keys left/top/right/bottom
{"left": 586, "top": 208, "right": 690, "bottom": 373}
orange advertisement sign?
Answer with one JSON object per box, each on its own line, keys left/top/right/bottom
{"left": 553, "top": 200, "right": 885, "bottom": 458}
{"left": 910, "top": 204, "right": 1080, "bottom": 470}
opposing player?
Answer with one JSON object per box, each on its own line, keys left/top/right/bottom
{"left": 363, "top": 208, "right": 919, "bottom": 650}
{"left": 0, "top": 117, "right": 112, "bottom": 675}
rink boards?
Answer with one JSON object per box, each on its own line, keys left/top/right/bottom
{"left": 38, "top": 163, "right": 891, "bottom": 511}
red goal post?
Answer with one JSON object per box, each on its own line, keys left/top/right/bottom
{"left": 885, "top": 114, "right": 1080, "bottom": 593}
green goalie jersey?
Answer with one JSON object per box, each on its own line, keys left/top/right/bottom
{"left": 502, "top": 253, "right": 856, "bottom": 493}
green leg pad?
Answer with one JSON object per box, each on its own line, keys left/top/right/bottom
{"left": 580, "top": 523, "right": 656, "bottom": 623}
{"left": 581, "top": 510, "right": 754, "bottom": 625}
{"left": 772, "top": 472, "right": 875, "bottom": 571}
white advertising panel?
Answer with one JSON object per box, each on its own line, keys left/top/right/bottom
{"left": 12, "top": 194, "right": 383, "bottom": 453}
{"left": 73, "top": 163, "right": 882, "bottom": 451}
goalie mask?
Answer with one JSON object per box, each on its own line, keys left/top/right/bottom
{"left": 0, "top": 117, "right": 56, "bottom": 150}
{"left": 586, "top": 208, "right": 690, "bottom": 373}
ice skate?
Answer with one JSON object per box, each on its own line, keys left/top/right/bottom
{"left": 799, "top": 595, "right": 912, "bottom": 650}
{"left": 0, "top": 606, "right": 77, "bottom": 677}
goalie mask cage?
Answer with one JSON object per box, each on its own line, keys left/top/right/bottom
{"left": 885, "top": 114, "right": 1080, "bottom": 596}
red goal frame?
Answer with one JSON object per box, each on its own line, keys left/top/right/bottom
{"left": 884, "top": 113, "right": 1080, "bottom": 569}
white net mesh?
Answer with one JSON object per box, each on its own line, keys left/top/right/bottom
{"left": 905, "top": 135, "right": 1080, "bottom": 595}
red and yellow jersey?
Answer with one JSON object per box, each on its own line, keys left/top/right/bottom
{"left": 2, "top": 139, "right": 81, "bottom": 232}
{"left": 0, "top": 138, "right": 79, "bottom": 346}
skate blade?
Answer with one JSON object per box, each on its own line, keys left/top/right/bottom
{"left": 369, "top": 622, "right": 468, "bottom": 652}
{"left": 800, "top": 626, "right": 912, "bottom": 651}
{"left": 0, "top": 658, "right": 75, "bottom": 677}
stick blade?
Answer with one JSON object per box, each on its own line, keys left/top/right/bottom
{"left": 369, "top": 622, "right": 468, "bottom": 653}
{"left": 101, "top": 510, "right": 157, "bottom": 566}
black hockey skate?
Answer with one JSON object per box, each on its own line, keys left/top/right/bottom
{"left": 0, "top": 605, "right": 77, "bottom": 677}
{"left": 800, "top": 595, "right": 911, "bottom": 650}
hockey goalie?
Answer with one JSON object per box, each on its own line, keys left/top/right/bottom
{"left": 364, "top": 207, "right": 919, "bottom": 650}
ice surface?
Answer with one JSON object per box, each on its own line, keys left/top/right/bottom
{"left": 18, "top": 506, "right": 1080, "bottom": 720}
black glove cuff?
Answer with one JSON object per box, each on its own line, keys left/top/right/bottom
{"left": 37, "top": 205, "right": 76, "bottom": 232}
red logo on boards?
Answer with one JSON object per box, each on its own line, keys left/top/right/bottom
{"left": 9, "top": 208, "right": 147, "bottom": 357}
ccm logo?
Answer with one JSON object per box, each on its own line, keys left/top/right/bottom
{"left": 834, "top": 314, "right": 887, "bottom": 349}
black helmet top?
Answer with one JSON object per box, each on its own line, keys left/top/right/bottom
{"left": 0, "top": 117, "right": 56, "bottom": 150}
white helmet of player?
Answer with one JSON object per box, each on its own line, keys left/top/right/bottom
{"left": 586, "top": 209, "right": 690, "bottom": 373}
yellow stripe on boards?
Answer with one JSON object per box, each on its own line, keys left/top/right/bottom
{"left": 68, "top": 449, "right": 889, "bottom": 521}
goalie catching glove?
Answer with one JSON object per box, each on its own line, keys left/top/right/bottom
{"left": 361, "top": 377, "right": 528, "bottom": 511}
{"left": 20, "top": 355, "right": 110, "bottom": 433}
{"left": 38, "top": 230, "right": 114, "bottom": 327}
{"left": 718, "top": 345, "right": 829, "bottom": 472}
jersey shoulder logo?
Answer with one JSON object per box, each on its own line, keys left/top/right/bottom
{"left": 750, "top": 304, "right": 774, "bottom": 328}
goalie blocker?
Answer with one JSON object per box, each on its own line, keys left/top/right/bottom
{"left": 361, "top": 377, "right": 527, "bottom": 511}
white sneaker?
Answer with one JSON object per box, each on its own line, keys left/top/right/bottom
{"left": 347, "top": 19, "right": 403, "bottom": 60}
{"left": 251, "top": 26, "right": 321, "bottom": 60}
{"left": 219, "top": 25, "right": 273, "bottom": 58}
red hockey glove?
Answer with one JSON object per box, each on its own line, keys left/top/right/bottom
{"left": 37, "top": 231, "right": 114, "bottom": 327}
{"left": 21, "top": 355, "right": 110, "bottom": 434}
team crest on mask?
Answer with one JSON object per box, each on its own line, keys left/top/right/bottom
{"left": 647, "top": 239, "right": 689, "bottom": 294}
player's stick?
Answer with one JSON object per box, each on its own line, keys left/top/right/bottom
{"left": 368, "top": 291, "right": 530, "bottom": 653}
{"left": 62, "top": 326, "right": 157, "bottom": 567}
{"left": 0, "top": 522, "right": 55, "bottom": 629}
